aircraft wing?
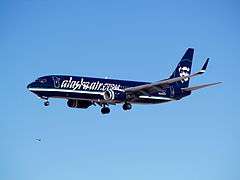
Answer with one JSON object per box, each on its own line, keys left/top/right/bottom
{"left": 181, "top": 82, "right": 222, "bottom": 92}
{"left": 124, "top": 59, "right": 209, "bottom": 95}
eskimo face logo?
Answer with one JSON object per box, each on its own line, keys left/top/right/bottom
{"left": 179, "top": 66, "right": 190, "bottom": 83}
{"left": 52, "top": 76, "right": 61, "bottom": 88}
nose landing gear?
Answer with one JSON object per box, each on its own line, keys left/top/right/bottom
{"left": 41, "top": 97, "right": 50, "bottom": 106}
{"left": 44, "top": 100, "right": 50, "bottom": 106}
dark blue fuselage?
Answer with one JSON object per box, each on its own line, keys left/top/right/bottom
{"left": 26, "top": 48, "right": 219, "bottom": 114}
{"left": 27, "top": 75, "right": 189, "bottom": 104}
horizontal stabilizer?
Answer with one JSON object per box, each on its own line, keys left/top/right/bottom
{"left": 181, "top": 82, "right": 222, "bottom": 92}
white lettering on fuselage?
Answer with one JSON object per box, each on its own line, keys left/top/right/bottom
{"left": 60, "top": 77, "right": 121, "bottom": 91}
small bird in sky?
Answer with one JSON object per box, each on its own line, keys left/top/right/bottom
{"left": 35, "top": 138, "right": 41, "bottom": 142}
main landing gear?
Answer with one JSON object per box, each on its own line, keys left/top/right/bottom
{"left": 100, "top": 102, "right": 132, "bottom": 114}
{"left": 101, "top": 105, "right": 110, "bottom": 114}
{"left": 122, "top": 102, "right": 132, "bottom": 111}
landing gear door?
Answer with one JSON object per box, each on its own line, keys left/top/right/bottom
{"left": 170, "top": 86, "right": 175, "bottom": 97}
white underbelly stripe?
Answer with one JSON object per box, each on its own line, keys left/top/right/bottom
{"left": 28, "top": 88, "right": 104, "bottom": 95}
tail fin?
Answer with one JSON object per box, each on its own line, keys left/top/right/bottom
{"left": 170, "top": 48, "right": 194, "bottom": 88}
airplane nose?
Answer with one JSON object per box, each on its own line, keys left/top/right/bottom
{"left": 27, "top": 82, "right": 34, "bottom": 89}
{"left": 27, "top": 83, "right": 31, "bottom": 89}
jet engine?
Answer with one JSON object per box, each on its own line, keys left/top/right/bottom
{"left": 103, "top": 90, "right": 126, "bottom": 102}
{"left": 67, "top": 99, "right": 92, "bottom": 109}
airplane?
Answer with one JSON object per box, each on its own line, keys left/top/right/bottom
{"left": 27, "top": 48, "right": 221, "bottom": 114}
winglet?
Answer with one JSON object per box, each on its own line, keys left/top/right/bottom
{"left": 199, "top": 58, "right": 209, "bottom": 74}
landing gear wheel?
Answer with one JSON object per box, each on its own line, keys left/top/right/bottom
{"left": 101, "top": 107, "right": 110, "bottom": 114}
{"left": 44, "top": 101, "right": 50, "bottom": 106}
{"left": 123, "top": 103, "right": 132, "bottom": 111}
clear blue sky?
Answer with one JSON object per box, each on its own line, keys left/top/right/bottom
{"left": 1, "top": 0, "right": 239, "bottom": 179}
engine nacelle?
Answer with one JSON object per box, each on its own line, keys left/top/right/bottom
{"left": 103, "top": 90, "right": 126, "bottom": 102}
{"left": 67, "top": 99, "right": 92, "bottom": 109}
{"left": 103, "top": 90, "right": 115, "bottom": 101}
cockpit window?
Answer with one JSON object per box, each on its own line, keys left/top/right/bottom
{"left": 40, "top": 79, "right": 47, "bottom": 83}
{"left": 36, "top": 78, "right": 47, "bottom": 83}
